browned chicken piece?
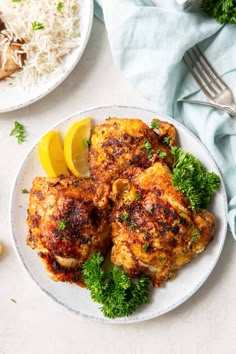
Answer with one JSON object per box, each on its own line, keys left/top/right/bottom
{"left": 89, "top": 117, "right": 176, "bottom": 184}
{"left": 0, "top": 18, "right": 25, "bottom": 80}
{"left": 0, "top": 41, "right": 25, "bottom": 80}
{"left": 27, "top": 175, "right": 111, "bottom": 286}
{"left": 110, "top": 162, "right": 215, "bottom": 287}
{"left": 156, "top": 119, "right": 176, "bottom": 146}
{"left": 0, "top": 20, "right": 5, "bottom": 32}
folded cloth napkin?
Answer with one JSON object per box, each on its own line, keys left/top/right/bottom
{"left": 94, "top": 0, "right": 236, "bottom": 239}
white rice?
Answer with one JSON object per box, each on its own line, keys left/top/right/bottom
{"left": 0, "top": 0, "right": 80, "bottom": 86}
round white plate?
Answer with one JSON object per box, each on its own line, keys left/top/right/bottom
{"left": 10, "top": 105, "right": 228, "bottom": 323}
{"left": 0, "top": 0, "right": 93, "bottom": 113}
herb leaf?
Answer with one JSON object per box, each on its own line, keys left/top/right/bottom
{"left": 191, "top": 228, "right": 200, "bottom": 243}
{"left": 84, "top": 139, "right": 91, "bottom": 148}
{"left": 32, "top": 22, "right": 45, "bottom": 31}
{"left": 171, "top": 146, "right": 220, "bottom": 211}
{"left": 58, "top": 220, "right": 68, "bottom": 230}
{"left": 142, "top": 140, "right": 152, "bottom": 149}
{"left": 82, "top": 253, "right": 150, "bottom": 318}
{"left": 119, "top": 214, "right": 129, "bottom": 222}
{"left": 151, "top": 119, "right": 159, "bottom": 130}
{"left": 22, "top": 188, "right": 29, "bottom": 194}
{"left": 142, "top": 244, "right": 149, "bottom": 252}
{"left": 163, "top": 136, "right": 170, "bottom": 144}
{"left": 129, "top": 224, "right": 135, "bottom": 231}
{"left": 10, "top": 121, "right": 26, "bottom": 144}
{"left": 157, "top": 150, "right": 167, "bottom": 159}
{"left": 57, "top": 2, "right": 64, "bottom": 12}
{"left": 202, "top": 0, "right": 236, "bottom": 24}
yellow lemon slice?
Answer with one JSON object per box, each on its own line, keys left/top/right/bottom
{"left": 38, "top": 130, "right": 68, "bottom": 177}
{"left": 64, "top": 117, "right": 92, "bottom": 177}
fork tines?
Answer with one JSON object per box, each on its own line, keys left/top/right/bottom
{"left": 183, "top": 45, "right": 230, "bottom": 99}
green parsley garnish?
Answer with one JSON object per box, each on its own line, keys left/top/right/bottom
{"left": 151, "top": 119, "right": 159, "bottom": 130}
{"left": 158, "top": 150, "right": 167, "bottom": 159}
{"left": 12, "top": 0, "right": 21, "bottom": 2}
{"left": 142, "top": 244, "right": 150, "bottom": 252}
{"left": 82, "top": 253, "right": 150, "bottom": 318}
{"left": 10, "top": 121, "right": 26, "bottom": 144}
{"left": 32, "top": 22, "right": 45, "bottom": 31}
{"left": 202, "top": 0, "right": 236, "bottom": 24}
{"left": 120, "top": 214, "right": 129, "bottom": 222}
{"left": 171, "top": 146, "right": 220, "bottom": 211}
{"left": 84, "top": 139, "right": 91, "bottom": 148}
{"left": 135, "top": 193, "right": 141, "bottom": 200}
{"left": 129, "top": 224, "right": 135, "bottom": 231}
{"left": 191, "top": 228, "right": 200, "bottom": 243}
{"left": 57, "top": 2, "right": 64, "bottom": 12}
{"left": 159, "top": 256, "right": 164, "bottom": 261}
{"left": 147, "top": 207, "right": 153, "bottom": 214}
{"left": 142, "top": 140, "right": 152, "bottom": 149}
{"left": 58, "top": 220, "right": 68, "bottom": 230}
{"left": 147, "top": 150, "right": 153, "bottom": 159}
{"left": 21, "top": 188, "right": 29, "bottom": 194}
{"left": 11, "top": 298, "right": 17, "bottom": 303}
{"left": 142, "top": 140, "right": 153, "bottom": 159}
{"left": 163, "top": 136, "right": 171, "bottom": 144}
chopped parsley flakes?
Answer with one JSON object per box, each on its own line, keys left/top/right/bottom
{"left": 84, "top": 139, "right": 91, "bottom": 148}
{"left": 57, "top": 2, "right": 64, "bottom": 12}
{"left": 32, "top": 21, "right": 45, "bottom": 31}
{"left": 142, "top": 140, "right": 152, "bottom": 149}
{"left": 58, "top": 220, "right": 68, "bottom": 230}
{"left": 142, "top": 244, "right": 150, "bottom": 252}
{"left": 22, "top": 188, "right": 29, "bottom": 194}
{"left": 10, "top": 121, "right": 26, "bottom": 144}
{"left": 151, "top": 119, "right": 159, "bottom": 130}
{"left": 163, "top": 136, "right": 171, "bottom": 144}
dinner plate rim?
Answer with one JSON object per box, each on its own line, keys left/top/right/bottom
{"left": 9, "top": 104, "right": 228, "bottom": 323}
{"left": 0, "top": 0, "right": 94, "bottom": 113}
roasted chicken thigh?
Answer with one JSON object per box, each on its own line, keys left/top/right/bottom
{"left": 27, "top": 175, "right": 111, "bottom": 285}
{"left": 89, "top": 117, "right": 175, "bottom": 183}
{"left": 110, "top": 162, "right": 215, "bottom": 287}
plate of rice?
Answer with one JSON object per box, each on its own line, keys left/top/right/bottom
{"left": 0, "top": 0, "right": 93, "bottom": 113}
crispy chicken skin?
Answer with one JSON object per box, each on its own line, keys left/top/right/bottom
{"left": 89, "top": 118, "right": 175, "bottom": 183}
{"left": 110, "top": 162, "right": 215, "bottom": 287}
{"left": 27, "top": 175, "right": 111, "bottom": 286}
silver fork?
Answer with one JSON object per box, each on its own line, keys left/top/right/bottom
{"left": 180, "top": 45, "right": 236, "bottom": 116}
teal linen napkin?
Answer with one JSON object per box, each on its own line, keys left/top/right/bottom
{"left": 94, "top": 0, "right": 236, "bottom": 239}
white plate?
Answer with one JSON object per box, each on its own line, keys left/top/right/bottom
{"left": 0, "top": 0, "right": 93, "bottom": 113}
{"left": 9, "top": 105, "right": 228, "bottom": 323}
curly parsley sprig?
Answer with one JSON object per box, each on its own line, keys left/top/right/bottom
{"left": 202, "top": 0, "right": 236, "bottom": 24}
{"left": 171, "top": 146, "right": 220, "bottom": 211}
{"left": 82, "top": 253, "right": 150, "bottom": 319}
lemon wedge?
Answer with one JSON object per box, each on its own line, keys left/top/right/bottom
{"left": 38, "top": 130, "right": 68, "bottom": 177}
{"left": 64, "top": 117, "right": 92, "bottom": 177}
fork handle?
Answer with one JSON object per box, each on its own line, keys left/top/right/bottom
{"left": 178, "top": 98, "right": 236, "bottom": 117}
{"left": 222, "top": 103, "right": 236, "bottom": 116}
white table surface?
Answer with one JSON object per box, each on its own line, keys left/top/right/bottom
{"left": 0, "top": 18, "right": 236, "bottom": 354}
